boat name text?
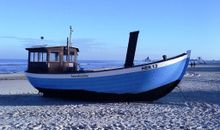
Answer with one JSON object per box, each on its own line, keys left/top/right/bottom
{"left": 71, "top": 74, "right": 89, "bottom": 78}
{"left": 142, "top": 64, "right": 158, "bottom": 70}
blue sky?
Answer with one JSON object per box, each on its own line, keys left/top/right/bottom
{"left": 0, "top": 0, "right": 219, "bottom": 60}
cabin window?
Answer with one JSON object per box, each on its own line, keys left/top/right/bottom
{"left": 70, "top": 55, "right": 74, "bottom": 62}
{"left": 30, "top": 52, "right": 34, "bottom": 62}
{"left": 38, "top": 52, "right": 47, "bottom": 62}
{"left": 30, "top": 52, "right": 47, "bottom": 62}
{"left": 50, "top": 52, "right": 59, "bottom": 62}
{"left": 63, "top": 55, "right": 67, "bottom": 62}
{"left": 42, "top": 53, "right": 47, "bottom": 62}
{"left": 30, "top": 52, "right": 38, "bottom": 62}
{"left": 63, "top": 54, "right": 74, "bottom": 62}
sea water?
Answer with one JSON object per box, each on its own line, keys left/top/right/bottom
{"left": 0, "top": 59, "right": 146, "bottom": 74}
{"left": 1, "top": 59, "right": 220, "bottom": 74}
{"left": 0, "top": 59, "right": 27, "bottom": 74}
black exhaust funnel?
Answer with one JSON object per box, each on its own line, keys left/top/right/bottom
{"left": 124, "top": 31, "right": 139, "bottom": 68}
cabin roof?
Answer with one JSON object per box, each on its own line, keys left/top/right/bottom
{"left": 26, "top": 45, "right": 79, "bottom": 52}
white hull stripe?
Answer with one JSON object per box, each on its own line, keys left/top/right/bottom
{"left": 26, "top": 54, "right": 188, "bottom": 79}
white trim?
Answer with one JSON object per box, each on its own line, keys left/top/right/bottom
{"left": 26, "top": 54, "right": 188, "bottom": 79}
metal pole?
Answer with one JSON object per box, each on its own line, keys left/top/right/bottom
{"left": 66, "top": 37, "right": 70, "bottom": 62}
{"left": 69, "top": 26, "right": 73, "bottom": 47}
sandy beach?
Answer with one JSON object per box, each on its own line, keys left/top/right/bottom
{"left": 0, "top": 65, "right": 220, "bottom": 129}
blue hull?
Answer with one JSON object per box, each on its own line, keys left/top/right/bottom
{"left": 26, "top": 52, "right": 190, "bottom": 101}
{"left": 37, "top": 80, "right": 181, "bottom": 101}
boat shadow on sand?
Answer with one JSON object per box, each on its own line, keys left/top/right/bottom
{"left": 0, "top": 90, "right": 219, "bottom": 106}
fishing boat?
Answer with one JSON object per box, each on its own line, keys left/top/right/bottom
{"left": 25, "top": 27, "right": 191, "bottom": 101}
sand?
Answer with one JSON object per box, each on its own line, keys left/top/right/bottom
{"left": 0, "top": 66, "right": 220, "bottom": 129}
{"left": 0, "top": 73, "right": 26, "bottom": 80}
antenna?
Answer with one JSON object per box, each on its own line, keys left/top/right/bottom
{"left": 40, "top": 36, "right": 44, "bottom": 44}
{"left": 69, "top": 26, "right": 73, "bottom": 47}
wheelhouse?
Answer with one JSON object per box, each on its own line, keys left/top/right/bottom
{"left": 26, "top": 46, "right": 79, "bottom": 73}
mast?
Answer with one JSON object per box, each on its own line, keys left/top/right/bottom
{"left": 69, "top": 26, "right": 73, "bottom": 47}
{"left": 66, "top": 26, "right": 78, "bottom": 71}
{"left": 124, "top": 31, "right": 139, "bottom": 68}
{"left": 66, "top": 37, "right": 69, "bottom": 62}
{"left": 67, "top": 26, "right": 73, "bottom": 62}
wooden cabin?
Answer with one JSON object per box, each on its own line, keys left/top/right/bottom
{"left": 26, "top": 46, "right": 79, "bottom": 73}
